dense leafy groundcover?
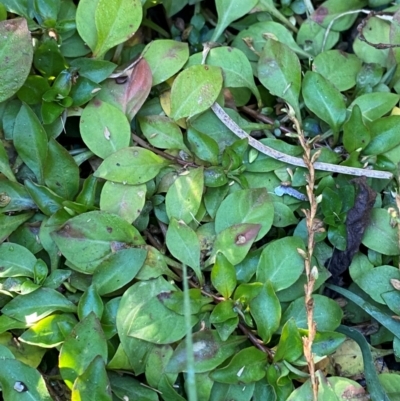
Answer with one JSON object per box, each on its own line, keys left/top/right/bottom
{"left": 2, "top": 0, "right": 400, "bottom": 399}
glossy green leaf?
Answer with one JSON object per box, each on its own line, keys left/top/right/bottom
{"left": 139, "top": 115, "right": 187, "bottom": 151}
{"left": 210, "top": 300, "right": 238, "bottom": 324}
{"left": 211, "top": 0, "right": 258, "bottom": 42}
{"left": 77, "top": 284, "right": 104, "bottom": 320}
{"left": 166, "top": 330, "right": 246, "bottom": 373}
{"left": 92, "top": 247, "right": 147, "bottom": 295}
{"left": 187, "top": 127, "right": 219, "bottom": 165}
{"left": 349, "top": 92, "right": 399, "bottom": 122}
{"left": 0, "top": 18, "right": 33, "bottom": 102}
{"left": 210, "top": 346, "right": 266, "bottom": 384}
{"left": 80, "top": 99, "right": 131, "bottom": 159}
{"left": 33, "top": 38, "right": 66, "bottom": 78}
{"left": 313, "top": 50, "right": 362, "bottom": 91}
{"left": 117, "top": 277, "right": 197, "bottom": 344}
{"left": 362, "top": 208, "right": 400, "bottom": 256}
{"left": 343, "top": 104, "right": 371, "bottom": 153}
{"left": 1, "top": 287, "right": 76, "bottom": 323}
{"left": 302, "top": 71, "right": 346, "bottom": 133}
{"left": 257, "top": 236, "right": 305, "bottom": 291}
{"left": 165, "top": 168, "right": 204, "bottom": 224}
{"left": 76, "top": 0, "right": 99, "bottom": 55}
{"left": 166, "top": 218, "right": 201, "bottom": 281}
{"left": 215, "top": 188, "right": 274, "bottom": 241}
{"left": 351, "top": 263, "right": 400, "bottom": 304}
{"left": 94, "top": 147, "right": 168, "bottom": 185}
{"left": 170, "top": 64, "right": 223, "bottom": 120}
{"left": 232, "top": 21, "right": 310, "bottom": 62}
{"left": 24, "top": 179, "right": 64, "bottom": 216}
{"left": 19, "top": 313, "right": 77, "bottom": 348}
{"left": 211, "top": 253, "right": 237, "bottom": 299}
{"left": 70, "top": 58, "right": 116, "bottom": 83}
{"left": 281, "top": 294, "right": 343, "bottom": 332}
{"left": 100, "top": 181, "right": 146, "bottom": 224}
{"left": 364, "top": 116, "right": 400, "bottom": 155}
{"left": 109, "top": 371, "right": 158, "bottom": 401}
{"left": 211, "top": 223, "right": 261, "bottom": 265}
{"left": 59, "top": 312, "right": 108, "bottom": 389}
{"left": 273, "top": 318, "right": 303, "bottom": 363}
{"left": 13, "top": 104, "right": 48, "bottom": 184}
{"left": 44, "top": 138, "right": 80, "bottom": 200}
{"left": 143, "top": 39, "right": 189, "bottom": 86}
{"left": 0, "top": 140, "right": 16, "bottom": 181}
{"left": 187, "top": 47, "right": 260, "bottom": 104}
{"left": 0, "top": 212, "right": 34, "bottom": 243}
{"left": 258, "top": 39, "right": 302, "bottom": 120}
{"left": 250, "top": 281, "right": 281, "bottom": 344}
{"left": 51, "top": 210, "right": 145, "bottom": 273}
{"left": 71, "top": 355, "right": 112, "bottom": 401}
{"left": 0, "top": 181, "right": 35, "bottom": 212}
{"left": 311, "top": 0, "right": 366, "bottom": 31}
{"left": 0, "top": 358, "right": 52, "bottom": 400}
{"left": 0, "top": 242, "right": 36, "bottom": 278}
{"left": 93, "top": 0, "right": 142, "bottom": 58}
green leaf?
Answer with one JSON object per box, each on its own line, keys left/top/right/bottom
{"left": 210, "top": 382, "right": 255, "bottom": 401}
{"left": 273, "top": 319, "right": 303, "bottom": 363}
{"left": 327, "top": 284, "right": 400, "bottom": 339}
{"left": 362, "top": 208, "right": 400, "bottom": 256}
{"left": 187, "top": 127, "right": 219, "bottom": 165}
{"left": 93, "top": 0, "right": 142, "bottom": 58}
{"left": 24, "top": 179, "right": 64, "bottom": 216}
{"left": 210, "top": 300, "right": 238, "bottom": 324}
{"left": 0, "top": 181, "right": 35, "bottom": 212}
{"left": 281, "top": 294, "right": 343, "bottom": 332}
{"left": 0, "top": 212, "right": 34, "bottom": 243}
{"left": 215, "top": 188, "right": 274, "bottom": 241}
{"left": 100, "top": 181, "right": 146, "bottom": 224}
{"left": 71, "top": 355, "right": 112, "bottom": 401}
{"left": 250, "top": 281, "right": 281, "bottom": 344}
{"left": 0, "top": 18, "right": 33, "bottom": 102}
{"left": 13, "top": 104, "right": 48, "bottom": 184}
{"left": 33, "top": 0, "right": 60, "bottom": 24}
{"left": 343, "top": 105, "right": 371, "bottom": 153}
{"left": 364, "top": 116, "right": 400, "bottom": 155}
{"left": 210, "top": 346, "right": 266, "bottom": 384}
{"left": 19, "top": 313, "right": 77, "bottom": 348}
{"left": 76, "top": 0, "right": 100, "bottom": 56}
{"left": 272, "top": 202, "right": 299, "bottom": 227}
{"left": 44, "top": 138, "right": 80, "bottom": 200}
{"left": 1, "top": 287, "right": 76, "bottom": 323}
{"left": 80, "top": 99, "right": 131, "bottom": 159}
{"left": 302, "top": 71, "right": 346, "bottom": 134}
{"left": 349, "top": 92, "right": 400, "bottom": 121}
{"left": 0, "top": 358, "right": 52, "bottom": 400}
{"left": 143, "top": 39, "right": 189, "bottom": 86}
{"left": 211, "top": 253, "right": 237, "bottom": 299}
{"left": 109, "top": 371, "right": 158, "bottom": 401}
{"left": 166, "top": 330, "right": 246, "bottom": 373}
{"left": 69, "top": 58, "right": 117, "bottom": 83}
{"left": 211, "top": 0, "right": 258, "bottom": 42}
{"left": 0, "top": 140, "right": 16, "bottom": 181}
{"left": 187, "top": 47, "right": 261, "bottom": 104}
{"left": 51, "top": 210, "right": 145, "bottom": 273}
{"left": 92, "top": 248, "right": 147, "bottom": 295}
{"left": 166, "top": 218, "right": 201, "bottom": 282}
{"left": 313, "top": 50, "right": 361, "bottom": 91}
{"left": 94, "top": 147, "right": 168, "bottom": 185}
{"left": 139, "top": 115, "right": 188, "bottom": 151}
{"left": 351, "top": 263, "right": 400, "bottom": 304}
{"left": 145, "top": 344, "right": 176, "bottom": 388}
{"left": 165, "top": 168, "right": 204, "bottom": 224}
{"left": 0, "top": 242, "right": 37, "bottom": 278}
{"left": 211, "top": 223, "right": 261, "bottom": 265}
{"left": 257, "top": 236, "right": 305, "bottom": 291}
{"left": 77, "top": 284, "right": 104, "bottom": 320}
{"left": 117, "top": 277, "right": 197, "bottom": 344}
{"left": 258, "top": 39, "right": 302, "bottom": 120}
{"left": 170, "top": 65, "right": 223, "bottom": 120}
{"left": 161, "top": 289, "right": 212, "bottom": 315}
{"left": 59, "top": 312, "right": 108, "bottom": 389}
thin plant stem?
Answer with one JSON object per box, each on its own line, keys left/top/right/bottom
{"left": 183, "top": 264, "right": 197, "bottom": 401}
{"left": 289, "top": 108, "right": 319, "bottom": 400}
